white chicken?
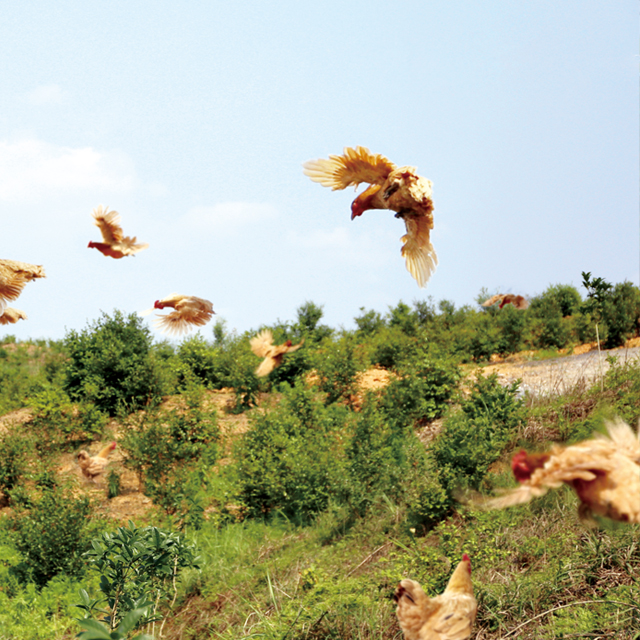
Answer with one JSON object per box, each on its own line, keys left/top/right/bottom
{"left": 250, "top": 329, "right": 304, "bottom": 376}
{"left": 147, "top": 294, "right": 215, "bottom": 336}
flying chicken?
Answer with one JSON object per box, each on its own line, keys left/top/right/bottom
{"left": 250, "top": 329, "right": 304, "bottom": 376}
{"left": 0, "top": 259, "right": 46, "bottom": 311}
{"left": 482, "top": 294, "right": 529, "bottom": 310}
{"left": 77, "top": 442, "right": 117, "bottom": 483}
{"left": 88, "top": 205, "right": 149, "bottom": 259}
{"left": 394, "top": 554, "right": 477, "bottom": 640}
{"left": 303, "top": 146, "right": 436, "bottom": 287}
{"left": 147, "top": 294, "right": 215, "bottom": 336}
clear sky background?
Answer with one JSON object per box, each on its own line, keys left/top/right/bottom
{"left": 1, "top": 1, "right": 637, "bottom": 342}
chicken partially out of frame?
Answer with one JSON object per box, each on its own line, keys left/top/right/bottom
{"left": 0, "top": 259, "right": 46, "bottom": 310}
{"left": 303, "top": 146, "right": 436, "bottom": 288}
{"left": 77, "top": 442, "right": 117, "bottom": 483}
{"left": 477, "top": 417, "right": 640, "bottom": 524}
{"left": 482, "top": 293, "right": 529, "bottom": 310}
{"left": 147, "top": 294, "right": 215, "bottom": 336}
{"left": 250, "top": 329, "right": 304, "bottom": 377}
{"left": 0, "top": 308, "right": 27, "bottom": 325}
{"left": 88, "top": 205, "right": 149, "bottom": 259}
{"left": 394, "top": 554, "right": 477, "bottom": 640}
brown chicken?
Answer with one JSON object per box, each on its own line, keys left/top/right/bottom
{"left": 149, "top": 294, "right": 215, "bottom": 336}
{"left": 88, "top": 205, "right": 149, "bottom": 259}
{"left": 482, "top": 294, "right": 529, "bottom": 310}
{"left": 480, "top": 418, "right": 640, "bottom": 524}
{"left": 394, "top": 554, "right": 477, "bottom": 640}
{"left": 77, "top": 442, "right": 116, "bottom": 482}
{"left": 0, "top": 308, "right": 27, "bottom": 325}
{"left": 0, "top": 259, "right": 46, "bottom": 310}
{"left": 303, "top": 146, "right": 437, "bottom": 287}
{"left": 250, "top": 329, "right": 304, "bottom": 376}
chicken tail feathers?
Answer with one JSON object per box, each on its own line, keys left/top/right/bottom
{"left": 400, "top": 216, "right": 438, "bottom": 288}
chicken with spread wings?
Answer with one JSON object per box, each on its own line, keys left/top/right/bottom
{"left": 477, "top": 418, "right": 640, "bottom": 524}
{"left": 394, "top": 554, "right": 477, "bottom": 640}
{"left": 0, "top": 259, "right": 46, "bottom": 310}
{"left": 88, "top": 205, "right": 149, "bottom": 259}
{"left": 250, "top": 329, "right": 304, "bottom": 377}
{"left": 482, "top": 293, "right": 529, "bottom": 310}
{"left": 146, "top": 294, "right": 215, "bottom": 336}
{"left": 77, "top": 442, "right": 116, "bottom": 483}
{"left": 303, "top": 146, "right": 436, "bottom": 287}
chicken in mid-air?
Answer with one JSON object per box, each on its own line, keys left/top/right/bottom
{"left": 0, "top": 308, "right": 27, "bottom": 325}
{"left": 77, "top": 442, "right": 117, "bottom": 483}
{"left": 482, "top": 294, "right": 529, "bottom": 310}
{"left": 88, "top": 205, "right": 149, "bottom": 259}
{"left": 303, "top": 146, "right": 436, "bottom": 287}
{"left": 250, "top": 329, "right": 304, "bottom": 376}
{"left": 147, "top": 294, "right": 215, "bottom": 336}
{"left": 394, "top": 554, "right": 477, "bottom": 640}
{"left": 0, "top": 259, "right": 46, "bottom": 310}
{"left": 478, "top": 418, "right": 640, "bottom": 524}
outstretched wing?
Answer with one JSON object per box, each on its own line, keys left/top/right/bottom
{"left": 482, "top": 294, "right": 506, "bottom": 308}
{"left": 154, "top": 309, "right": 211, "bottom": 336}
{"left": 303, "top": 146, "right": 397, "bottom": 190}
{"left": 250, "top": 330, "right": 275, "bottom": 358}
{"left": 115, "top": 236, "right": 149, "bottom": 256}
{"left": 93, "top": 206, "right": 124, "bottom": 244}
{"left": 0, "top": 308, "right": 27, "bottom": 325}
{"left": 400, "top": 215, "right": 438, "bottom": 288}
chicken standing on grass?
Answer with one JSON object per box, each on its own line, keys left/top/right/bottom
{"left": 476, "top": 417, "right": 640, "bottom": 524}
{"left": 250, "top": 329, "right": 304, "bottom": 376}
{"left": 394, "top": 554, "right": 477, "bottom": 640}
{"left": 88, "top": 205, "right": 149, "bottom": 259}
{"left": 0, "top": 259, "right": 46, "bottom": 310}
{"left": 303, "top": 146, "right": 436, "bottom": 287}
{"left": 0, "top": 308, "right": 27, "bottom": 325}
{"left": 77, "top": 442, "right": 117, "bottom": 483}
{"left": 146, "top": 294, "right": 215, "bottom": 336}
{"left": 482, "top": 293, "right": 529, "bottom": 310}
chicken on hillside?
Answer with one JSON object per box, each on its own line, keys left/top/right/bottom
{"left": 303, "top": 146, "right": 436, "bottom": 287}
{"left": 0, "top": 308, "right": 27, "bottom": 325}
{"left": 394, "top": 554, "right": 477, "bottom": 640}
{"left": 250, "top": 329, "right": 304, "bottom": 376}
{"left": 145, "top": 294, "right": 215, "bottom": 336}
{"left": 88, "top": 205, "right": 149, "bottom": 259}
{"left": 482, "top": 293, "right": 529, "bottom": 310}
{"left": 77, "top": 442, "right": 116, "bottom": 483}
{"left": 478, "top": 417, "right": 640, "bottom": 524}
{"left": 0, "top": 259, "right": 46, "bottom": 310}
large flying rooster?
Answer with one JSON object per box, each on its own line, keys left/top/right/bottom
{"left": 146, "top": 294, "right": 215, "bottom": 336}
{"left": 482, "top": 293, "right": 529, "bottom": 310}
{"left": 88, "top": 205, "right": 149, "bottom": 259}
{"left": 0, "top": 259, "right": 46, "bottom": 311}
{"left": 77, "top": 442, "right": 116, "bottom": 483}
{"left": 303, "top": 146, "right": 436, "bottom": 287}
{"left": 478, "top": 418, "right": 640, "bottom": 524}
{"left": 250, "top": 329, "right": 304, "bottom": 376}
{"left": 0, "top": 308, "right": 27, "bottom": 325}
{"left": 394, "top": 554, "right": 477, "bottom": 640}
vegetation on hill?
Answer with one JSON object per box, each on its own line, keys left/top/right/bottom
{"left": 0, "top": 277, "right": 638, "bottom": 638}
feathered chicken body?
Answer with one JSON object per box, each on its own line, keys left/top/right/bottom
{"left": 0, "top": 308, "right": 27, "bottom": 325}
{"left": 482, "top": 294, "right": 529, "bottom": 310}
{"left": 150, "top": 294, "right": 215, "bottom": 336}
{"left": 250, "top": 329, "right": 304, "bottom": 376}
{"left": 394, "top": 554, "right": 477, "bottom": 640}
{"left": 303, "top": 146, "right": 437, "bottom": 287}
{"left": 482, "top": 418, "right": 640, "bottom": 524}
{"left": 0, "top": 259, "right": 46, "bottom": 311}
{"left": 88, "top": 205, "right": 149, "bottom": 259}
{"left": 77, "top": 441, "right": 116, "bottom": 482}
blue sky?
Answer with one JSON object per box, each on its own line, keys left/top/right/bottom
{"left": 1, "top": 1, "right": 637, "bottom": 341}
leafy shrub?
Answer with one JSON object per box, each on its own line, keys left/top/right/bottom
{"left": 601, "top": 281, "right": 640, "bottom": 348}
{"left": 0, "top": 429, "right": 33, "bottom": 498}
{"left": 310, "top": 334, "right": 362, "bottom": 404}
{"left": 63, "top": 311, "right": 166, "bottom": 416}
{"left": 367, "top": 326, "right": 420, "bottom": 368}
{"left": 354, "top": 307, "right": 385, "bottom": 336}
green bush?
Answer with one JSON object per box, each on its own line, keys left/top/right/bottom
{"left": 0, "top": 429, "right": 33, "bottom": 498}
{"left": 601, "top": 281, "right": 640, "bottom": 348}
{"left": 63, "top": 311, "right": 166, "bottom": 416}
{"left": 310, "top": 334, "right": 362, "bottom": 405}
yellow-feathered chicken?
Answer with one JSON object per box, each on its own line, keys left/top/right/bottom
{"left": 482, "top": 293, "right": 529, "bottom": 310}
{"left": 250, "top": 329, "right": 304, "bottom": 376}
{"left": 0, "top": 308, "right": 27, "bottom": 325}
{"left": 148, "top": 294, "right": 215, "bottom": 336}
{"left": 394, "top": 554, "right": 477, "bottom": 640}
{"left": 479, "top": 418, "right": 640, "bottom": 524}
{"left": 88, "top": 205, "right": 149, "bottom": 259}
{"left": 77, "top": 442, "right": 116, "bottom": 483}
{"left": 303, "top": 146, "right": 436, "bottom": 287}
{"left": 0, "top": 259, "right": 46, "bottom": 310}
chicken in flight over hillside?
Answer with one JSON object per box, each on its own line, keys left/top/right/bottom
{"left": 0, "top": 308, "right": 27, "bottom": 325}
{"left": 0, "top": 259, "right": 46, "bottom": 311}
{"left": 77, "top": 442, "right": 117, "bottom": 483}
{"left": 88, "top": 205, "right": 149, "bottom": 259}
{"left": 482, "top": 293, "right": 529, "bottom": 310}
{"left": 145, "top": 294, "right": 215, "bottom": 336}
{"left": 303, "top": 146, "right": 436, "bottom": 288}
{"left": 394, "top": 554, "right": 477, "bottom": 640}
{"left": 477, "top": 417, "right": 640, "bottom": 524}
{"left": 250, "top": 329, "right": 304, "bottom": 377}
